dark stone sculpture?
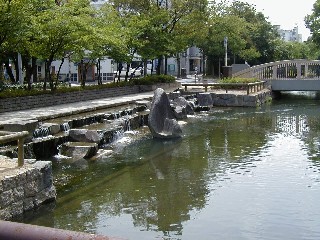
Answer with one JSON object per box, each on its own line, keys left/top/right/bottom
{"left": 148, "top": 88, "right": 182, "bottom": 139}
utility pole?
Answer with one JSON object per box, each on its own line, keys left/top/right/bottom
{"left": 224, "top": 36, "right": 228, "bottom": 67}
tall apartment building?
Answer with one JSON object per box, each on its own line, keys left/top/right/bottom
{"left": 274, "top": 25, "right": 302, "bottom": 43}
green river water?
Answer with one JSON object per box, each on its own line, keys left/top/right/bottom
{"left": 21, "top": 92, "right": 320, "bottom": 240}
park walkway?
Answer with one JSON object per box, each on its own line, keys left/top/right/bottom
{"left": 0, "top": 91, "right": 156, "bottom": 127}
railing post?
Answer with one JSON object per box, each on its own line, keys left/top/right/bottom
{"left": 272, "top": 65, "right": 277, "bottom": 79}
{"left": 296, "top": 61, "right": 301, "bottom": 80}
{"left": 18, "top": 137, "right": 25, "bottom": 167}
{"left": 0, "top": 131, "right": 29, "bottom": 167}
{"left": 305, "top": 63, "right": 309, "bottom": 78}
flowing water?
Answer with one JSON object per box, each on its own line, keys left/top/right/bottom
{"left": 21, "top": 92, "right": 320, "bottom": 240}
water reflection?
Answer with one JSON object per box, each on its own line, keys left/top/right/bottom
{"left": 22, "top": 92, "right": 320, "bottom": 240}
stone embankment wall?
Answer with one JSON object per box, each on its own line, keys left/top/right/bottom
{"left": 211, "top": 89, "right": 271, "bottom": 107}
{"left": 0, "top": 83, "right": 180, "bottom": 113}
{"left": 0, "top": 158, "right": 56, "bottom": 220}
{"left": 190, "top": 89, "right": 271, "bottom": 107}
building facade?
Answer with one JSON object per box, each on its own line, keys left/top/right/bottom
{"left": 275, "top": 25, "right": 302, "bottom": 43}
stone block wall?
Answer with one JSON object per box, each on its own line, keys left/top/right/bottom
{"left": 0, "top": 86, "right": 141, "bottom": 113}
{"left": 0, "top": 83, "right": 181, "bottom": 113}
{"left": 0, "top": 158, "right": 56, "bottom": 220}
{"left": 211, "top": 90, "right": 271, "bottom": 107}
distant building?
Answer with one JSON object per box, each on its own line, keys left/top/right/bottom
{"left": 274, "top": 25, "right": 302, "bottom": 43}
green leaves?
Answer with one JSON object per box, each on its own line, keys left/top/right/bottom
{"left": 305, "top": 0, "right": 320, "bottom": 45}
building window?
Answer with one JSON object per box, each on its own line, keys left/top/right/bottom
{"left": 70, "top": 73, "right": 77, "bottom": 82}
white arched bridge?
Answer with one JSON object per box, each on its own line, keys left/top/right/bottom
{"left": 232, "top": 59, "right": 320, "bottom": 91}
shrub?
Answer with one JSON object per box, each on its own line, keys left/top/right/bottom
{"left": 132, "top": 74, "right": 175, "bottom": 85}
{"left": 0, "top": 74, "right": 176, "bottom": 99}
{"left": 219, "top": 77, "right": 259, "bottom": 84}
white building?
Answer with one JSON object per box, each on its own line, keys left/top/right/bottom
{"left": 275, "top": 25, "right": 302, "bottom": 43}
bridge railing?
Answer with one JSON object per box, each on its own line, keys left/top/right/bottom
{"left": 233, "top": 59, "right": 320, "bottom": 80}
{"left": 181, "top": 81, "right": 266, "bottom": 95}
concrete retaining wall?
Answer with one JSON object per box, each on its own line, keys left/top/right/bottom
{"left": 0, "top": 158, "right": 56, "bottom": 220}
{"left": 0, "top": 86, "right": 140, "bottom": 113}
{"left": 0, "top": 83, "right": 181, "bottom": 113}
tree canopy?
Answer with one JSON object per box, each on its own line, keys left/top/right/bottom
{"left": 0, "top": 0, "right": 316, "bottom": 86}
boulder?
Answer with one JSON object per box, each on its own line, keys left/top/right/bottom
{"left": 173, "top": 106, "right": 188, "bottom": 120}
{"left": 69, "top": 129, "right": 102, "bottom": 143}
{"left": 148, "top": 88, "right": 182, "bottom": 139}
{"left": 172, "top": 96, "right": 195, "bottom": 115}
{"left": 168, "top": 91, "right": 181, "bottom": 100}
{"left": 60, "top": 142, "right": 98, "bottom": 159}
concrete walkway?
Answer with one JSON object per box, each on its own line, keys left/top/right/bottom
{"left": 0, "top": 77, "right": 211, "bottom": 126}
{"left": 0, "top": 91, "right": 156, "bottom": 127}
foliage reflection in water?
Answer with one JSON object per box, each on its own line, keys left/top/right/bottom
{"left": 21, "top": 92, "right": 320, "bottom": 240}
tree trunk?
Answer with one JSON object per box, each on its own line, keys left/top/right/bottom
{"left": 13, "top": 57, "right": 19, "bottom": 84}
{"left": 164, "top": 56, "right": 168, "bottom": 75}
{"left": 116, "top": 62, "right": 122, "bottom": 82}
{"left": 143, "top": 60, "right": 147, "bottom": 76}
{"left": 55, "top": 57, "right": 65, "bottom": 90}
{"left": 32, "top": 57, "right": 37, "bottom": 83}
{"left": 156, "top": 57, "right": 162, "bottom": 75}
{"left": 97, "top": 58, "right": 102, "bottom": 85}
{"left": 124, "top": 63, "right": 130, "bottom": 82}
{"left": 176, "top": 53, "right": 181, "bottom": 78}
{"left": 4, "top": 59, "right": 15, "bottom": 83}
{"left": 79, "top": 60, "right": 87, "bottom": 88}
{"left": 0, "top": 64, "right": 4, "bottom": 82}
{"left": 22, "top": 55, "right": 32, "bottom": 90}
{"left": 43, "top": 60, "right": 49, "bottom": 90}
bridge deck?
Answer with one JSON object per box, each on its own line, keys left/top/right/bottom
{"left": 268, "top": 79, "right": 320, "bottom": 91}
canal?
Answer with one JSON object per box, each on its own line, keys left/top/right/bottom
{"left": 21, "top": 92, "right": 320, "bottom": 240}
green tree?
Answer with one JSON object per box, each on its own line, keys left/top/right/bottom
{"left": 197, "top": 2, "right": 253, "bottom": 76}
{"left": 226, "top": 1, "right": 279, "bottom": 65}
{"left": 27, "top": 0, "right": 95, "bottom": 90}
{"left": 273, "top": 40, "right": 312, "bottom": 60}
{"left": 196, "top": 0, "right": 280, "bottom": 76}
{"left": 305, "top": 0, "right": 320, "bottom": 46}
{"left": 110, "top": 0, "right": 208, "bottom": 76}
{"left": 0, "top": 0, "right": 31, "bottom": 82}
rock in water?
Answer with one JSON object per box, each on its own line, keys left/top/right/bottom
{"left": 172, "top": 96, "right": 195, "bottom": 116}
{"left": 148, "top": 88, "right": 182, "bottom": 139}
{"left": 60, "top": 142, "right": 98, "bottom": 159}
{"left": 69, "top": 129, "right": 102, "bottom": 143}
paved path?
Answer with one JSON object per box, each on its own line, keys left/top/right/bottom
{"left": 0, "top": 91, "right": 155, "bottom": 126}
{"left": 0, "top": 78, "right": 210, "bottom": 126}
